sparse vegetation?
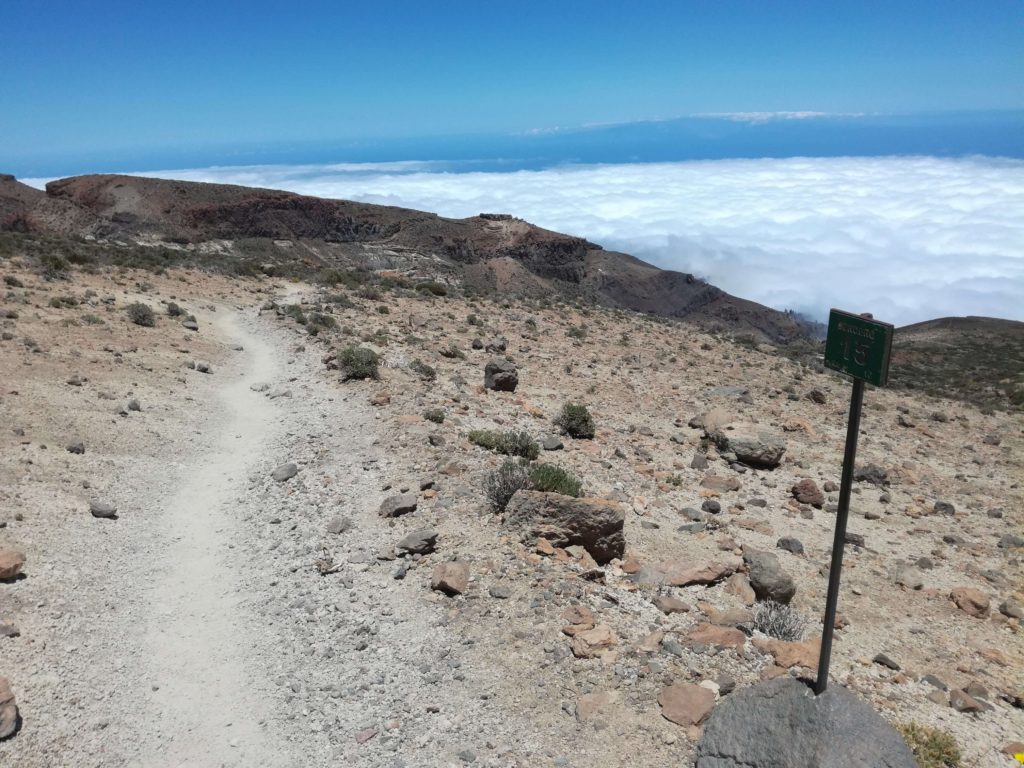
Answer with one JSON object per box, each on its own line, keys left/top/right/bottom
{"left": 126, "top": 302, "right": 156, "bottom": 327}
{"left": 423, "top": 408, "right": 445, "bottom": 424}
{"left": 753, "top": 601, "right": 804, "bottom": 641}
{"left": 896, "top": 722, "right": 961, "bottom": 768}
{"left": 439, "top": 343, "right": 465, "bottom": 359}
{"left": 409, "top": 358, "right": 436, "bottom": 381}
{"left": 554, "top": 402, "right": 595, "bottom": 439}
{"left": 567, "top": 324, "right": 588, "bottom": 340}
{"left": 484, "top": 460, "right": 530, "bottom": 512}
{"left": 469, "top": 429, "right": 539, "bottom": 460}
{"left": 415, "top": 280, "right": 448, "bottom": 296}
{"left": 527, "top": 463, "right": 583, "bottom": 497}
{"left": 337, "top": 346, "right": 380, "bottom": 380}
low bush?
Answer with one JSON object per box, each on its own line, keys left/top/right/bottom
{"left": 126, "top": 302, "right": 156, "bottom": 327}
{"left": 528, "top": 463, "right": 583, "bottom": 497}
{"left": 423, "top": 408, "right": 445, "bottom": 424}
{"left": 469, "top": 429, "right": 539, "bottom": 460}
{"left": 896, "top": 722, "right": 960, "bottom": 768}
{"left": 166, "top": 301, "right": 184, "bottom": 317}
{"left": 337, "top": 346, "right": 380, "bottom": 381}
{"left": 409, "top": 358, "right": 436, "bottom": 381}
{"left": 415, "top": 280, "right": 448, "bottom": 296}
{"left": 753, "top": 601, "right": 805, "bottom": 641}
{"left": 484, "top": 460, "right": 530, "bottom": 512}
{"left": 554, "top": 403, "right": 595, "bottom": 439}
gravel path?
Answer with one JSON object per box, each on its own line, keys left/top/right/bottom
{"left": 1, "top": 292, "right": 499, "bottom": 767}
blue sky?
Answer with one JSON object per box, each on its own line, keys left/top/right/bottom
{"left": 2, "top": 0, "right": 1022, "bottom": 175}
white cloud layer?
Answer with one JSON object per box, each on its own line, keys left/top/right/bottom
{"left": 63, "top": 156, "right": 1024, "bottom": 326}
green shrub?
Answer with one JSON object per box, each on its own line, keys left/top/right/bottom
{"left": 467, "top": 313, "right": 482, "bottom": 326}
{"left": 423, "top": 408, "right": 445, "bottom": 424}
{"left": 376, "top": 305, "right": 389, "bottom": 315}
{"left": 528, "top": 463, "right": 583, "bottom": 497}
{"left": 484, "top": 459, "right": 530, "bottom": 512}
{"left": 554, "top": 403, "right": 595, "bottom": 439}
{"left": 469, "top": 429, "right": 539, "bottom": 460}
{"left": 48, "top": 295, "right": 78, "bottom": 308}
{"left": 282, "top": 303, "right": 307, "bottom": 324}
{"left": 125, "top": 302, "right": 156, "bottom": 327}
{"left": 896, "top": 722, "right": 960, "bottom": 768}
{"left": 337, "top": 346, "right": 380, "bottom": 381}
{"left": 409, "top": 358, "right": 436, "bottom": 381}
{"left": 40, "top": 253, "right": 68, "bottom": 279}
{"left": 82, "top": 313, "right": 104, "bottom": 325}
{"left": 166, "top": 301, "right": 184, "bottom": 316}
{"left": 307, "top": 312, "right": 337, "bottom": 330}
{"left": 3, "top": 275, "right": 23, "bottom": 287}
{"left": 567, "top": 325, "right": 588, "bottom": 340}
{"left": 415, "top": 281, "right": 448, "bottom": 296}
{"left": 323, "top": 292, "right": 355, "bottom": 308}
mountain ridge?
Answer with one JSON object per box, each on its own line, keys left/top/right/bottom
{"left": 1, "top": 172, "right": 817, "bottom": 343}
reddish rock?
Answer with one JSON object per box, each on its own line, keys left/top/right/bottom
{"left": 430, "top": 561, "right": 469, "bottom": 596}
{"left": 0, "top": 550, "right": 25, "bottom": 581}
{"left": 700, "top": 474, "right": 741, "bottom": 492}
{"left": 753, "top": 637, "right": 821, "bottom": 669}
{"left": 665, "top": 557, "right": 742, "bottom": 587}
{"left": 637, "top": 630, "right": 664, "bottom": 654}
{"left": 0, "top": 676, "right": 16, "bottom": 740}
{"left": 791, "top": 478, "right": 825, "bottom": 508}
{"left": 687, "top": 623, "right": 746, "bottom": 652}
{"left": 652, "top": 595, "right": 690, "bottom": 615}
{"left": 658, "top": 682, "right": 715, "bottom": 726}
{"left": 569, "top": 624, "right": 617, "bottom": 658}
{"left": 950, "top": 587, "right": 990, "bottom": 618}
{"left": 369, "top": 391, "right": 391, "bottom": 406}
{"left": 562, "top": 605, "right": 596, "bottom": 627}
{"left": 724, "top": 573, "right": 755, "bottom": 605}
{"left": 505, "top": 491, "right": 625, "bottom": 564}
{"left": 576, "top": 691, "right": 617, "bottom": 722}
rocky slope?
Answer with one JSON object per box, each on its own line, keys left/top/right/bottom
{"left": 0, "top": 250, "right": 1021, "bottom": 766}
{"left": 0, "top": 173, "right": 815, "bottom": 343}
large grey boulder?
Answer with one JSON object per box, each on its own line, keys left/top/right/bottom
{"left": 710, "top": 425, "right": 786, "bottom": 469}
{"left": 484, "top": 359, "right": 518, "bottom": 392}
{"left": 743, "top": 549, "right": 796, "bottom": 604}
{"left": 696, "top": 677, "right": 916, "bottom": 768}
{"left": 504, "top": 490, "right": 624, "bottom": 564}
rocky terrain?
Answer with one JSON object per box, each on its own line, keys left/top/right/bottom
{"left": 0, "top": 173, "right": 817, "bottom": 343}
{"left": 0, "top": 224, "right": 1022, "bottom": 766}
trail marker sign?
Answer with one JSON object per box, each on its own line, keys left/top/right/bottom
{"left": 823, "top": 309, "right": 894, "bottom": 387}
{"left": 815, "top": 309, "right": 894, "bottom": 696}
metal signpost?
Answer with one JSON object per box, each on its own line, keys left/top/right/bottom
{"left": 815, "top": 309, "right": 894, "bottom": 695}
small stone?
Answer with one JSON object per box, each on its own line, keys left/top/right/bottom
{"left": 0, "top": 676, "right": 17, "bottom": 740}
{"left": 542, "top": 436, "right": 564, "bottom": 451}
{"left": 776, "top": 537, "right": 804, "bottom": 555}
{"left": 0, "top": 550, "right": 26, "bottom": 580}
{"left": 569, "top": 624, "right": 617, "bottom": 658}
{"left": 949, "top": 689, "right": 982, "bottom": 713}
{"left": 66, "top": 441, "right": 85, "bottom": 454}
{"left": 999, "top": 598, "right": 1024, "bottom": 619}
{"left": 950, "top": 587, "right": 990, "bottom": 618}
{"left": 379, "top": 494, "right": 418, "bottom": 518}
{"left": 658, "top": 682, "right": 715, "bottom": 727}
{"left": 431, "top": 562, "right": 469, "bottom": 596}
{"left": 652, "top": 595, "right": 690, "bottom": 615}
{"left": 873, "top": 653, "right": 900, "bottom": 671}
{"left": 325, "top": 517, "right": 352, "bottom": 535}
{"left": 397, "top": 529, "right": 438, "bottom": 555}
{"left": 270, "top": 462, "right": 298, "bottom": 482}
{"left": 88, "top": 500, "right": 118, "bottom": 519}
{"left": 488, "top": 584, "right": 512, "bottom": 599}
{"left": 791, "top": 479, "right": 824, "bottom": 508}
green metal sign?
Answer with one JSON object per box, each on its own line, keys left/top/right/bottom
{"left": 824, "top": 309, "right": 894, "bottom": 387}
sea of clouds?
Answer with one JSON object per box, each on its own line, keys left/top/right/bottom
{"left": 51, "top": 156, "right": 1024, "bottom": 327}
